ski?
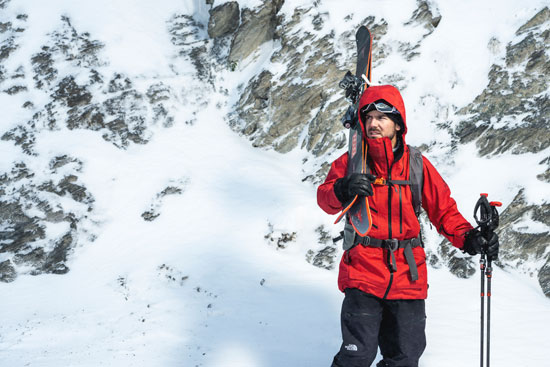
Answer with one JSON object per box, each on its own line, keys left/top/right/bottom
{"left": 335, "top": 26, "right": 373, "bottom": 237}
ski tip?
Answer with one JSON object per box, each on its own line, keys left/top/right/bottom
{"left": 334, "top": 196, "right": 358, "bottom": 224}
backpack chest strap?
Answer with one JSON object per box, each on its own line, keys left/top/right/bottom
{"left": 373, "top": 177, "right": 412, "bottom": 186}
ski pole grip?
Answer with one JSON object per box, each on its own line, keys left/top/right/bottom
{"left": 474, "top": 194, "right": 492, "bottom": 227}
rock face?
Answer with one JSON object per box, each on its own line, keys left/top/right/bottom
{"left": 0, "top": 13, "right": 183, "bottom": 281}
{"left": 2, "top": 16, "right": 178, "bottom": 153}
{"left": 229, "top": 11, "right": 385, "bottom": 163}
{"left": 455, "top": 7, "right": 550, "bottom": 158}
{"left": 228, "top": 0, "right": 284, "bottom": 63}
{"left": 0, "top": 0, "right": 548, "bottom": 300}
{"left": 431, "top": 7, "right": 550, "bottom": 297}
{"left": 208, "top": 1, "right": 240, "bottom": 39}
{"left": 227, "top": 1, "right": 443, "bottom": 184}
{"left": 496, "top": 189, "right": 550, "bottom": 297}
{"left": 0, "top": 158, "right": 94, "bottom": 281}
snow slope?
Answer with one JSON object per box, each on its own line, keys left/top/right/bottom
{"left": 1, "top": 0, "right": 549, "bottom": 366}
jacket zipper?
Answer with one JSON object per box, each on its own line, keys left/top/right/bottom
{"left": 399, "top": 186, "right": 403, "bottom": 234}
{"left": 385, "top": 143, "right": 392, "bottom": 239}
{"left": 383, "top": 141, "right": 394, "bottom": 299}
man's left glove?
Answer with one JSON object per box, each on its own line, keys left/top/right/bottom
{"left": 462, "top": 228, "right": 499, "bottom": 259}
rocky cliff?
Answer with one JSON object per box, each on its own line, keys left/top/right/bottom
{"left": 0, "top": 0, "right": 549, "bottom": 298}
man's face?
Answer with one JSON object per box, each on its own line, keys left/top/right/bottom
{"left": 364, "top": 110, "right": 401, "bottom": 147}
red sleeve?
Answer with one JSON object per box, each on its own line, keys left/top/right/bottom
{"left": 317, "top": 153, "right": 348, "bottom": 215}
{"left": 421, "top": 156, "right": 473, "bottom": 249}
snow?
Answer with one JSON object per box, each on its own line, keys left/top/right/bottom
{"left": 512, "top": 212, "right": 550, "bottom": 234}
{"left": 1, "top": 0, "right": 549, "bottom": 366}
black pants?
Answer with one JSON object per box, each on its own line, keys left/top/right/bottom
{"left": 332, "top": 288, "right": 426, "bottom": 367}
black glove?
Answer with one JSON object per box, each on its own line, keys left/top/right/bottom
{"left": 334, "top": 173, "right": 375, "bottom": 205}
{"left": 463, "top": 229, "right": 499, "bottom": 259}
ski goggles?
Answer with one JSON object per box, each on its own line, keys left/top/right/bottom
{"left": 361, "top": 101, "right": 401, "bottom": 115}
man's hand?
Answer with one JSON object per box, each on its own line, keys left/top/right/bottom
{"left": 334, "top": 173, "right": 376, "bottom": 205}
{"left": 463, "top": 229, "right": 499, "bottom": 259}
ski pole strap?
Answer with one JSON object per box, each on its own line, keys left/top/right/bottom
{"left": 354, "top": 235, "right": 422, "bottom": 281}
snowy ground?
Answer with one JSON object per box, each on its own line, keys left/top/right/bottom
{"left": 1, "top": 0, "right": 550, "bottom": 366}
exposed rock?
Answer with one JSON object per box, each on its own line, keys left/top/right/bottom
{"left": 264, "top": 222, "right": 296, "bottom": 250}
{"left": 537, "top": 156, "right": 550, "bottom": 183}
{"left": 405, "top": 0, "right": 442, "bottom": 32}
{"left": 361, "top": 16, "right": 389, "bottom": 67}
{"left": 497, "top": 190, "right": 550, "bottom": 258}
{"left": 228, "top": 0, "right": 284, "bottom": 63}
{"left": 496, "top": 189, "right": 550, "bottom": 297}
{"left": 0, "top": 160, "right": 94, "bottom": 281}
{"left": 0, "top": 10, "right": 26, "bottom": 88}
{"left": 31, "top": 49, "right": 57, "bottom": 89}
{"left": 0, "top": 27, "right": 19, "bottom": 62}
{"left": 516, "top": 7, "right": 550, "bottom": 35}
{"left": 306, "top": 246, "right": 337, "bottom": 270}
{"left": 455, "top": 7, "right": 550, "bottom": 158}
{"left": 0, "top": 260, "right": 16, "bottom": 282}
{"left": 157, "top": 263, "right": 189, "bottom": 286}
{"left": 167, "top": 13, "right": 217, "bottom": 90}
{"left": 229, "top": 10, "right": 390, "bottom": 183}
{"left": 41, "top": 233, "right": 72, "bottom": 274}
{"left": 53, "top": 76, "right": 93, "bottom": 108}
{"left": 208, "top": 1, "right": 240, "bottom": 39}
{"left": 141, "top": 179, "right": 188, "bottom": 221}
{"left": 146, "top": 82, "right": 172, "bottom": 104}
{"left": 39, "top": 175, "right": 92, "bottom": 204}
{"left": 0, "top": 0, "right": 11, "bottom": 9}
{"left": 539, "top": 256, "right": 550, "bottom": 298}
{"left": 437, "top": 240, "right": 476, "bottom": 279}
{"left": 49, "top": 155, "right": 82, "bottom": 171}
{"left": 306, "top": 225, "right": 338, "bottom": 270}
{"left": 3, "top": 16, "right": 164, "bottom": 150}
{"left": 230, "top": 8, "right": 347, "bottom": 155}
{"left": 107, "top": 73, "right": 132, "bottom": 93}
{"left": 399, "top": 1, "right": 441, "bottom": 61}
{"left": 168, "top": 14, "right": 208, "bottom": 50}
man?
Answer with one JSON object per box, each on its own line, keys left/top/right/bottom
{"left": 317, "top": 85, "right": 499, "bottom": 367}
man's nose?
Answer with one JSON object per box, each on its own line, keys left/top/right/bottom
{"left": 369, "top": 118, "right": 380, "bottom": 127}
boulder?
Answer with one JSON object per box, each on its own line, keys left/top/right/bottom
{"left": 208, "top": 1, "right": 240, "bottom": 39}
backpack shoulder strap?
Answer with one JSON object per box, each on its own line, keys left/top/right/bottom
{"left": 408, "top": 145, "right": 424, "bottom": 216}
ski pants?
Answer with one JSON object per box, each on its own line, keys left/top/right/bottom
{"left": 331, "top": 288, "right": 426, "bottom": 367}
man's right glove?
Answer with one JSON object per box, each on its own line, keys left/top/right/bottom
{"left": 333, "top": 173, "right": 375, "bottom": 205}
{"left": 462, "top": 228, "right": 499, "bottom": 259}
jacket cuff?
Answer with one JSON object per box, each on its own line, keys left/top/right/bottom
{"left": 333, "top": 178, "right": 349, "bottom": 204}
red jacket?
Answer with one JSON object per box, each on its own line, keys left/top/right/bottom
{"left": 317, "top": 85, "right": 473, "bottom": 299}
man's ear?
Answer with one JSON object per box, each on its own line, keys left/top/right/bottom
{"left": 395, "top": 122, "right": 401, "bottom": 131}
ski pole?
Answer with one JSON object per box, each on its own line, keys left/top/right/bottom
{"left": 486, "top": 256, "right": 492, "bottom": 367}
{"left": 473, "top": 194, "right": 501, "bottom": 367}
{"left": 479, "top": 253, "right": 486, "bottom": 367}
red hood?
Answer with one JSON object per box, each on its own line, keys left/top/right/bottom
{"left": 358, "top": 85, "right": 407, "bottom": 138}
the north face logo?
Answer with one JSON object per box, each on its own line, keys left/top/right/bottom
{"left": 344, "top": 344, "right": 358, "bottom": 351}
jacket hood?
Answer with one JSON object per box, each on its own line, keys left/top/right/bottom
{"left": 358, "top": 85, "right": 407, "bottom": 137}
